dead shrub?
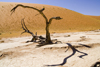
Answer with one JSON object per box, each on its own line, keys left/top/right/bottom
{"left": 0, "top": 40, "right": 4, "bottom": 43}
{"left": 64, "top": 35, "right": 70, "bottom": 37}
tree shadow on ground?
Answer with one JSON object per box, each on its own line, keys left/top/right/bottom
{"left": 45, "top": 43, "right": 91, "bottom": 67}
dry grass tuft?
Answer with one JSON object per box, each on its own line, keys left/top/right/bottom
{"left": 0, "top": 40, "right": 4, "bottom": 43}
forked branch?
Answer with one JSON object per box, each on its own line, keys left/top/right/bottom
{"left": 21, "top": 18, "right": 34, "bottom": 36}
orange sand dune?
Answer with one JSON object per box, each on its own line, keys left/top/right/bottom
{"left": 0, "top": 2, "right": 100, "bottom": 37}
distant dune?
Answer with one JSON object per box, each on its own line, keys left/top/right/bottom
{"left": 0, "top": 2, "right": 100, "bottom": 37}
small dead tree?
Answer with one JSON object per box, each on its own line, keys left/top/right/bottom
{"left": 21, "top": 18, "right": 39, "bottom": 43}
{"left": 21, "top": 18, "right": 46, "bottom": 43}
{"left": 11, "top": 4, "right": 62, "bottom": 44}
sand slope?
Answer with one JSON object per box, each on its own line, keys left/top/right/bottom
{"left": 0, "top": 2, "right": 100, "bottom": 34}
{"left": 87, "top": 15, "right": 100, "bottom": 21}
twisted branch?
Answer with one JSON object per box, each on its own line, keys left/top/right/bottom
{"left": 11, "top": 4, "right": 48, "bottom": 23}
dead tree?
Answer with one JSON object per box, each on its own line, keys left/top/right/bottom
{"left": 11, "top": 4, "right": 62, "bottom": 44}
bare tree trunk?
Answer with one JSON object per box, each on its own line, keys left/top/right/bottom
{"left": 46, "top": 22, "right": 52, "bottom": 44}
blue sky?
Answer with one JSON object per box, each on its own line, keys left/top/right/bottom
{"left": 0, "top": 0, "right": 100, "bottom": 16}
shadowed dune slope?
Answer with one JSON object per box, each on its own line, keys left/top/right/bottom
{"left": 0, "top": 2, "right": 100, "bottom": 35}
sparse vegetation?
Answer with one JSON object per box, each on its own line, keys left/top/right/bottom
{"left": 0, "top": 33, "right": 2, "bottom": 35}
{"left": 2, "top": 6, "right": 4, "bottom": 8}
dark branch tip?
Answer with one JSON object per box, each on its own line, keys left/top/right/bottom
{"left": 40, "top": 7, "right": 45, "bottom": 12}
{"left": 55, "top": 16, "right": 62, "bottom": 20}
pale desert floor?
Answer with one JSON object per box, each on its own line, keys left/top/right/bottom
{"left": 0, "top": 31, "right": 100, "bottom": 67}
